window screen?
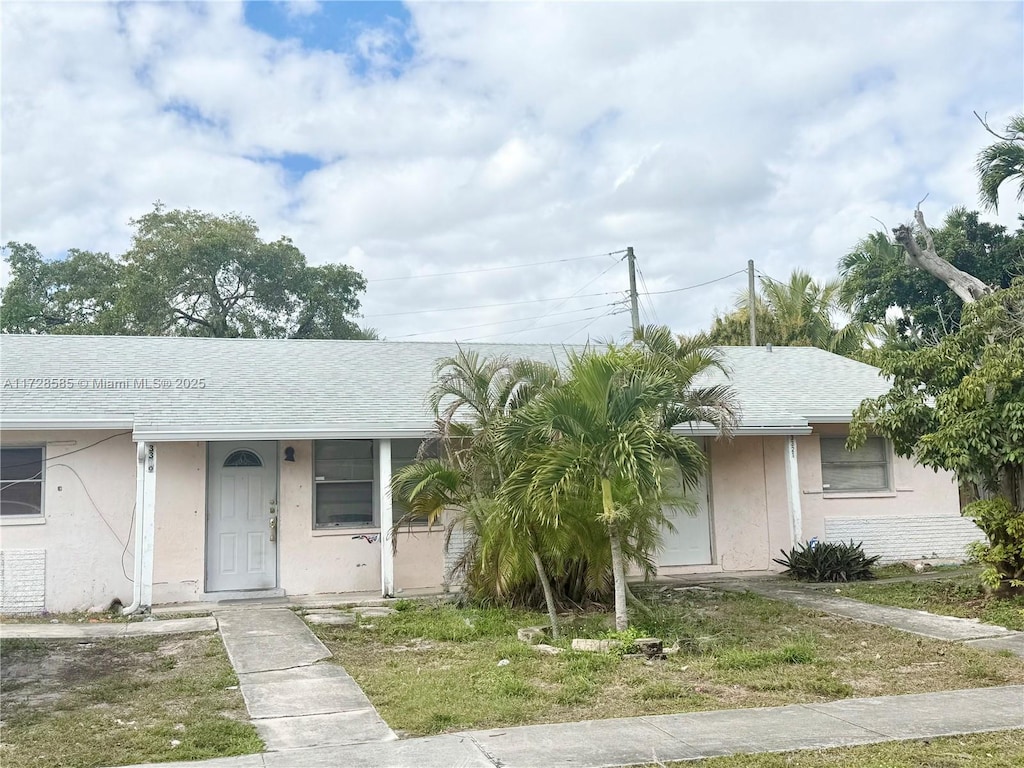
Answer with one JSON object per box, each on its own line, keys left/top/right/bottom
{"left": 314, "top": 440, "right": 374, "bottom": 527}
{"left": 1, "top": 446, "right": 44, "bottom": 517}
{"left": 820, "top": 436, "right": 889, "bottom": 492}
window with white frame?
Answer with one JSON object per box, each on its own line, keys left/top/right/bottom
{"left": 1, "top": 446, "right": 45, "bottom": 517}
{"left": 820, "top": 436, "right": 890, "bottom": 493}
{"left": 314, "top": 440, "right": 374, "bottom": 528}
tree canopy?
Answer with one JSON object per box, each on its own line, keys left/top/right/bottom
{"left": 850, "top": 280, "right": 1024, "bottom": 594}
{"left": 1, "top": 204, "right": 375, "bottom": 340}
{"left": 708, "top": 269, "right": 873, "bottom": 359}
{"left": 839, "top": 208, "right": 1022, "bottom": 343}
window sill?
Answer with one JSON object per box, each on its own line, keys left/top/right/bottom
{"left": 821, "top": 490, "right": 898, "bottom": 500}
{"left": 0, "top": 516, "right": 46, "bottom": 526}
{"left": 312, "top": 526, "right": 379, "bottom": 537}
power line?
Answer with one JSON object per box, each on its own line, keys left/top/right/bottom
{"left": 638, "top": 269, "right": 747, "bottom": 297}
{"left": 560, "top": 305, "right": 623, "bottom": 343}
{"left": 366, "top": 249, "right": 628, "bottom": 283}
{"left": 388, "top": 302, "right": 621, "bottom": 340}
{"left": 513, "top": 254, "right": 627, "bottom": 334}
{"left": 635, "top": 263, "right": 661, "bottom": 325}
{"left": 461, "top": 308, "right": 628, "bottom": 342}
{"left": 361, "top": 290, "right": 621, "bottom": 319}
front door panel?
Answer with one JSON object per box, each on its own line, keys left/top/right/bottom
{"left": 660, "top": 439, "right": 713, "bottom": 566}
{"left": 207, "top": 441, "right": 278, "bottom": 591}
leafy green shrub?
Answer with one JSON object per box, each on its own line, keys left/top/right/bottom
{"left": 964, "top": 498, "right": 1024, "bottom": 597}
{"left": 773, "top": 540, "right": 880, "bottom": 582}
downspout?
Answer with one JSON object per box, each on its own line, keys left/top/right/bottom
{"left": 123, "top": 441, "right": 156, "bottom": 615}
{"left": 141, "top": 443, "right": 156, "bottom": 609}
{"left": 122, "top": 442, "right": 147, "bottom": 615}
{"left": 784, "top": 435, "right": 803, "bottom": 548}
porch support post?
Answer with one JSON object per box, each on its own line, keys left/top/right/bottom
{"left": 377, "top": 439, "right": 394, "bottom": 597}
{"left": 784, "top": 436, "right": 803, "bottom": 548}
{"left": 141, "top": 442, "right": 157, "bottom": 608}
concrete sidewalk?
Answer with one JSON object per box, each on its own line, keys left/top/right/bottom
{"left": 110, "top": 684, "right": 1024, "bottom": 768}
{"left": 215, "top": 608, "right": 396, "bottom": 751}
{"left": 710, "top": 579, "right": 1024, "bottom": 657}
{"left": 0, "top": 616, "right": 217, "bottom": 639}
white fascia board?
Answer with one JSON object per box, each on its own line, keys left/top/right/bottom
{"left": 131, "top": 426, "right": 436, "bottom": 442}
{"left": 672, "top": 421, "right": 812, "bottom": 437}
{"left": 0, "top": 416, "right": 135, "bottom": 430}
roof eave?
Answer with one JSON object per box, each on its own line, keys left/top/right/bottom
{"left": 130, "top": 426, "right": 437, "bottom": 442}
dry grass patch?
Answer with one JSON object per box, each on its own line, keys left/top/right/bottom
{"left": 653, "top": 730, "right": 1024, "bottom": 767}
{"left": 308, "top": 589, "right": 1024, "bottom": 736}
{"left": 0, "top": 633, "right": 262, "bottom": 768}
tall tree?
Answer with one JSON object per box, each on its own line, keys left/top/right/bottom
{"left": 840, "top": 209, "right": 1023, "bottom": 342}
{"left": 0, "top": 243, "right": 124, "bottom": 334}
{"left": 1, "top": 204, "right": 374, "bottom": 339}
{"left": 709, "top": 269, "right": 874, "bottom": 358}
{"left": 851, "top": 281, "right": 1024, "bottom": 595}
{"left": 118, "top": 205, "right": 370, "bottom": 339}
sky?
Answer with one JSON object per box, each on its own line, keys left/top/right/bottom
{"left": 1, "top": 1, "right": 1021, "bottom": 343}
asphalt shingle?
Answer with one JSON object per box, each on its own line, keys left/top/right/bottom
{"left": 0, "top": 336, "right": 889, "bottom": 438}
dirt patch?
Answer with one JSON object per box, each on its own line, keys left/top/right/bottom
{"left": 0, "top": 633, "right": 261, "bottom": 768}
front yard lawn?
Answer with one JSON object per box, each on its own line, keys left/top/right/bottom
{"left": 656, "top": 730, "right": 1024, "bottom": 767}
{"left": 307, "top": 588, "right": 1024, "bottom": 736}
{"left": 837, "top": 568, "right": 1024, "bottom": 631}
{"left": 0, "top": 633, "right": 262, "bottom": 768}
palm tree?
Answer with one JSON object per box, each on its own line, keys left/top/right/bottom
{"left": 976, "top": 113, "right": 1024, "bottom": 212}
{"left": 391, "top": 347, "right": 566, "bottom": 636}
{"left": 711, "top": 269, "right": 873, "bottom": 358}
{"left": 501, "top": 338, "right": 733, "bottom": 631}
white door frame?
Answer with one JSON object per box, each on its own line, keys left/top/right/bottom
{"left": 205, "top": 441, "right": 280, "bottom": 593}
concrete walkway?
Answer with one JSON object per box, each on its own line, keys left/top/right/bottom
{"left": 708, "top": 579, "right": 1024, "bottom": 657}
{"left": 111, "top": 684, "right": 1024, "bottom": 768}
{"left": 214, "top": 608, "right": 396, "bottom": 751}
{"left": 0, "top": 616, "right": 216, "bottom": 639}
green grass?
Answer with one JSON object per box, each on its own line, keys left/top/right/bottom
{"left": 651, "top": 730, "right": 1024, "bottom": 767}
{"left": 0, "top": 632, "right": 263, "bottom": 768}
{"left": 308, "top": 590, "right": 1024, "bottom": 736}
{"left": 838, "top": 570, "right": 1024, "bottom": 631}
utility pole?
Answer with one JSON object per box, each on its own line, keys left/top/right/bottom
{"left": 748, "top": 259, "right": 757, "bottom": 346}
{"left": 626, "top": 246, "right": 640, "bottom": 336}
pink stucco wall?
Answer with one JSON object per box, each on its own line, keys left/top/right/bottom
{"left": 142, "top": 439, "right": 449, "bottom": 602}
{"left": 151, "top": 441, "right": 207, "bottom": 604}
{"left": 707, "top": 436, "right": 790, "bottom": 571}
{"left": 798, "top": 423, "right": 961, "bottom": 542}
{"left": 277, "top": 440, "right": 445, "bottom": 597}
{"left": 1, "top": 430, "right": 136, "bottom": 612}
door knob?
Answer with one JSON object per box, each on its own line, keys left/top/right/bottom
{"left": 269, "top": 517, "right": 278, "bottom": 542}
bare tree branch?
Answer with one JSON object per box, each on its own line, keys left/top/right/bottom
{"left": 892, "top": 206, "right": 993, "bottom": 304}
{"left": 974, "top": 110, "right": 1015, "bottom": 141}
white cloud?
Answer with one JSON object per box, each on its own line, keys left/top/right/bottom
{"left": 1, "top": 0, "right": 1021, "bottom": 342}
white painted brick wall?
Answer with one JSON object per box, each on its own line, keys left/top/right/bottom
{"left": 444, "top": 523, "right": 470, "bottom": 587}
{"left": 1, "top": 549, "right": 46, "bottom": 614}
{"left": 824, "top": 516, "right": 984, "bottom": 562}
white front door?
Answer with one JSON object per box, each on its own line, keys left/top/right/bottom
{"left": 660, "top": 440, "right": 713, "bottom": 567}
{"left": 206, "top": 441, "right": 278, "bottom": 592}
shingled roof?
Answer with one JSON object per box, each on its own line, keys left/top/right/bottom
{"left": 0, "top": 335, "right": 889, "bottom": 440}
